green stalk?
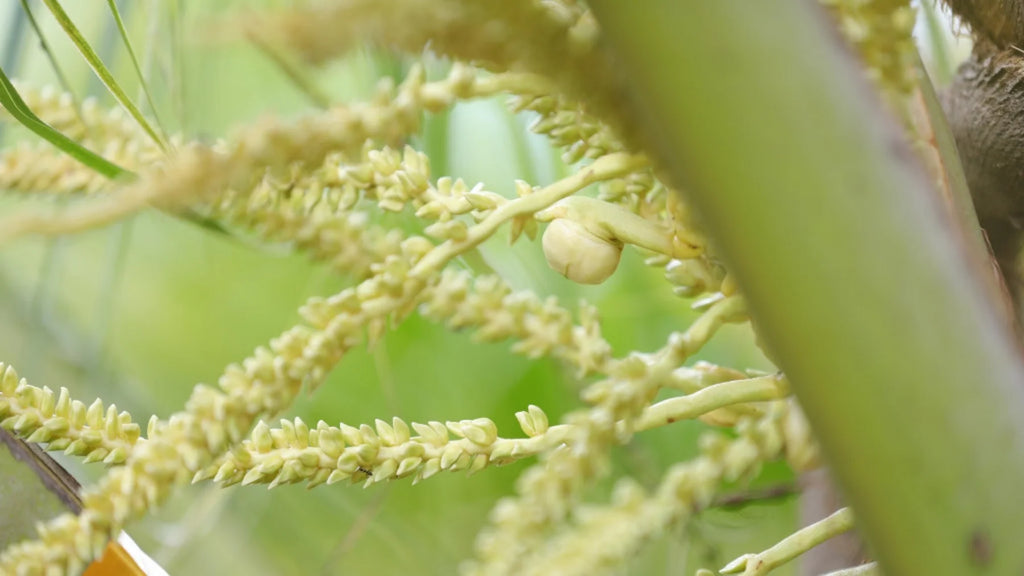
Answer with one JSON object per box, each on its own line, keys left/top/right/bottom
{"left": 920, "top": 0, "right": 957, "bottom": 86}
{"left": 589, "top": 2, "right": 1024, "bottom": 575}
{"left": 41, "top": 0, "right": 167, "bottom": 150}
{"left": 105, "top": 0, "right": 167, "bottom": 130}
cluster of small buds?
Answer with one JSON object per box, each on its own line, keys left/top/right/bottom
{"left": 0, "top": 514, "right": 109, "bottom": 575}
{"left": 469, "top": 296, "right": 750, "bottom": 574}
{"left": 253, "top": 1, "right": 613, "bottom": 112}
{"left": 695, "top": 401, "right": 814, "bottom": 508}
{"left": 504, "top": 180, "right": 541, "bottom": 244}
{"left": 666, "top": 361, "right": 750, "bottom": 393}
{"left": 597, "top": 170, "right": 661, "bottom": 215}
{"left": 7, "top": 84, "right": 153, "bottom": 151}
{"left": 1, "top": 223, "right": 451, "bottom": 573}
{"left": 337, "top": 144, "right": 514, "bottom": 232}
{"left": 286, "top": 154, "right": 637, "bottom": 368}
{"left": 820, "top": 0, "right": 919, "bottom": 98}
{"left": 229, "top": 65, "right": 439, "bottom": 175}
{"left": 467, "top": 439, "right": 611, "bottom": 576}
{"left": 0, "top": 85, "right": 169, "bottom": 197}
{"left": 509, "top": 92, "right": 623, "bottom": 164}
{"left": 194, "top": 375, "right": 790, "bottom": 498}
{"left": 212, "top": 158, "right": 408, "bottom": 279}
{"left": 578, "top": 296, "right": 748, "bottom": 429}
{"left": 628, "top": 189, "right": 729, "bottom": 299}
{"left": 163, "top": 369, "right": 787, "bottom": 504}
{"left": 578, "top": 355, "right": 660, "bottom": 432}
{"left": 509, "top": 403, "right": 796, "bottom": 576}
{"left": 0, "top": 363, "right": 140, "bottom": 465}
{"left": 0, "top": 64, "right": 500, "bottom": 245}
{"left": 420, "top": 269, "right": 613, "bottom": 377}
{"left": 0, "top": 276, "right": 383, "bottom": 573}
{"left": 508, "top": 477, "right": 651, "bottom": 576}
{"left": 0, "top": 362, "right": 150, "bottom": 574}
{"left": 421, "top": 178, "right": 506, "bottom": 226}
{"left": 205, "top": 227, "right": 461, "bottom": 448}
{"left": 326, "top": 145, "right": 432, "bottom": 214}
{"left": 322, "top": 144, "right": 524, "bottom": 244}
{"left": 297, "top": 237, "right": 433, "bottom": 347}
{"left": 215, "top": 71, "right": 432, "bottom": 193}
{"left": 194, "top": 406, "right": 563, "bottom": 489}
{"left": 0, "top": 143, "right": 112, "bottom": 195}
{"left": 0, "top": 136, "right": 176, "bottom": 197}
{"left": 656, "top": 256, "right": 728, "bottom": 298}
{"left": 780, "top": 398, "right": 820, "bottom": 471}
{"left": 3, "top": 219, "right": 476, "bottom": 571}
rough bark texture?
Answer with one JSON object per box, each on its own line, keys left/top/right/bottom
{"left": 945, "top": 43, "right": 1024, "bottom": 309}
{"left": 944, "top": 0, "right": 1024, "bottom": 47}
{"left": 939, "top": 0, "right": 1024, "bottom": 315}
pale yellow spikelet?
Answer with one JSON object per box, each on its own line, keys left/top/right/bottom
{"left": 197, "top": 409, "right": 573, "bottom": 489}
{"left": 211, "top": 150, "right": 416, "bottom": 278}
{"left": 193, "top": 373, "right": 790, "bottom": 494}
{"left": 822, "top": 0, "right": 920, "bottom": 98}
{"left": 0, "top": 144, "right": 111, "bottom": 195}
{"left": 420, "top": 270, "right": 613, "bottom": 377}
{"left": 248, "top": 0, "right": 634, "bottom": 143}
{"left": 0, "top": 86, "right": 168, "bottom": 197}
{"left": 511, "top": 404, "right": 794, "bottom": 575}
{"left": 4, "top": 84, "right": 150, "bottom": 149}
{"left": 0, "top": 364, "right": 141, "bottom": 466}
{"left": 508, "top": 91, "right": 625, "bottom": 164}
{"left": 466, "top": 295, "right": 750, "bottom": 575}
{"left": 0, "top": 65, "right": 482, "bottom": 244}
{"left": 0, "top": 260, "right": 413, "bottom": 572}
{"left": 252, "top": 0, "right": 598, "bottom": 75}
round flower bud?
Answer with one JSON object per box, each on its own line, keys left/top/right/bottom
{"left": 542, "top": 218, "right": 622, "bottom": 284}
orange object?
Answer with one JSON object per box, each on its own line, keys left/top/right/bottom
{"left": 84, "top": 541, "right": 145, "bottom": 576}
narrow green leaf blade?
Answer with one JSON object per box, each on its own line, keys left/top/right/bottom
{"left": 41, "top": 0, "right": 168, "bottom": 150}
{"left": 0, "top": 65, "right": 130, "bottom": 180}
{"left": 105, "top": 0, "right": 167, "bottom": 133}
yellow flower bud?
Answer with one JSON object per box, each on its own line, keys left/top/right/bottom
{"left": 541, "top": 218, "right": 622, "bottom": 285}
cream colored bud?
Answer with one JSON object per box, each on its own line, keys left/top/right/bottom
{"left": 542, "top": 218, "right": 622, "bottom": 285}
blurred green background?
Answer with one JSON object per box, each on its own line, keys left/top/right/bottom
{"left": 0, "top": 1, "right": 966, "bottom": 574}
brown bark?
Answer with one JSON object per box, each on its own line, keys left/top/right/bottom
{"left": 944, "top": 43, "right": 1024, "bottom": 307}
{"left": 943, "top": 0, "right": 1024, "bottom": 48}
